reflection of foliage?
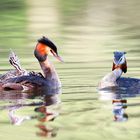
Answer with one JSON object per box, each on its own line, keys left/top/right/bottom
{"left": 0, "top": 0, "right": 24, "bottom": 11}
{"left": 59, "top": 0, "right": 89, "bottom": 25}
{"left": 0, "top": 0, "right": 27, "bottom": 49}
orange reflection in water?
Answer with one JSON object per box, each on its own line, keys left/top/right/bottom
{"left": 112, "top": 99, "right": 128, "bottom": 122}
{"left": 34, "top": 105, "right": 59, "bottom": 138}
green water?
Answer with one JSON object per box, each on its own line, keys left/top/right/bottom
{"left": 0, "top": 0, "right": 140, "bottom": 140}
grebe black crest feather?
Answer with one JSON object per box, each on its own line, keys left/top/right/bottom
{"left": 38, "top": 36, "right": 58, "bottom": 55}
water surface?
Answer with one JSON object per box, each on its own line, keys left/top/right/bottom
{"left": 0, "top": 0, "right": 140, "bottom": 140}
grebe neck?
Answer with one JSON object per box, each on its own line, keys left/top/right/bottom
{"left": 113, "top": 68, "right": 123, "bottom": 80}
{"left": 39, "top": 58, "right": 61, "bottom": 88}
{"left": 40, "top": 58, "right": 55, "bottom": 78}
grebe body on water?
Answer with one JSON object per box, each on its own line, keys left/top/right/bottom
{"left": 98, "top": 51, "right": 140, "bottom": 90}
{"left": 0, "top": 36, "right": 63, "bottom": 92}
{"left": 98, "top": 51, "right": 127, "bottom": 89}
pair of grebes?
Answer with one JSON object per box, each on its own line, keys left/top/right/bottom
{"left": 0, "top": 36, "right": 139, "bottom": 92}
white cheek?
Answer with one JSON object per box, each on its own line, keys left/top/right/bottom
{"left": 113, "top": 59, "right": 118, "bottom": 65}
{"left": 48, "top": 51, "right": 53, "bottom": 56}
{"left": 45, "top": 47, "right": 53, "bottom": 56}
{"left": 119, "top": 55, "right": 126, "bottom": 64}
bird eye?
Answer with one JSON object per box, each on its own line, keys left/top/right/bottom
{"left": 50, "top": 49, "right": 55, "bottom": 56}
{"left": 50, "top": 49, "right": 53, "bottom": 53}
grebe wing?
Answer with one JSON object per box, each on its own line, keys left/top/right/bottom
{"left": 6, "top": 75, "right": 48, "bottom": 87}
{"left": 117, "top": 77, "right": 140, "bottom": 88}
{"left": 117, "top": 77, "right": 140, "bottom": 96}
{"left": 4, "top": 75, "right": 61, "bottom": 95}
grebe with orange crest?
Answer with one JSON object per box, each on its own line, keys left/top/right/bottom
{"left": 0, "top": 36, "right": 63, "bottom": 92}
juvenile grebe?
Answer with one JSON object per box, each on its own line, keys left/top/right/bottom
{"left": 0, "top": 36, "right": 63, "bottom": 91}
{"left": 98, "top": 51, "right": 127, "bottom": 89}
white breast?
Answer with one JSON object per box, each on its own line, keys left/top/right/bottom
{"left": 98, "top": 68, "right": 122, "bottom": 89}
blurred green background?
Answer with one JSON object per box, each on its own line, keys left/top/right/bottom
{"left": 0, "top": 0, "right": 140, "bottom": 140}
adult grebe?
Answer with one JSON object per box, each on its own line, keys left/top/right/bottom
{"left": 98, "top": 51, "right": 127, "bottom": 89}
{"left": 0, "top": 36, "right": 63, "bottom": 91}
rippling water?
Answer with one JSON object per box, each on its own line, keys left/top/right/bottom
{"left": 0, "top": 0, "right": 140, "bottom": 140}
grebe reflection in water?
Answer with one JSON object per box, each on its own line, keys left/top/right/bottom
{"left": 98, "top": 88, "right": 128, "bottom": 122}
{"left": 7, "top": 92, "right": 61, "bottom": 126}
{"left": 112, "top": 99, "right": 128, "bottom": 122}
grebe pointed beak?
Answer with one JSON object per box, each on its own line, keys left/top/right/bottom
{"left": 55, "top": 55, "right": 64, "bottom": 62}
{"left": 50, "top": 50, "right": 64, "bottom": 62}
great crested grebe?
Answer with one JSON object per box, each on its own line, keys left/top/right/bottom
{"left": 0, "top": 36, "right": 63, "bottom": 91}
{"left": 98, "top": 51, "right": 127, "bottom": 89}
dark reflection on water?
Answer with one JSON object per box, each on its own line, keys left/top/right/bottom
{"left": 34, "top": 105, "right": 59, "bottom": 138}
{"left": 112, "top": 99, "right": 128, "bottom": 122}
{"left": 33, "top": 91, "right": 60, "bottom": 138}
{"left": 98, "top": 71, "right": 140, "bottom": 121}
{"left": 98, "top": 88, "right": 128, "bottom": 122}
{"left": 36, "top": 124, "right": 58, "bottom": 137}
{"left": 0, "top": 0, "right": 140, "bottom": 139}
{"left": 0, "top": 88, "right": 61, "bottom": 138}
{"left": 98, "top": 84, "right": 140, "bottom": 122}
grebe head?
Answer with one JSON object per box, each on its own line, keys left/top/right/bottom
{"left": 113, "top": 51, "right": 126, "bottom": 65}
{"left": 112, "top": 51, "right": 127, "bottom": 73}
{"left": 34, "top": 36, "right": 63, "bottom": 62}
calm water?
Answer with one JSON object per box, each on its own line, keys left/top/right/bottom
{"left": 0, "top": 0, "right": 140, "bottom": 140}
